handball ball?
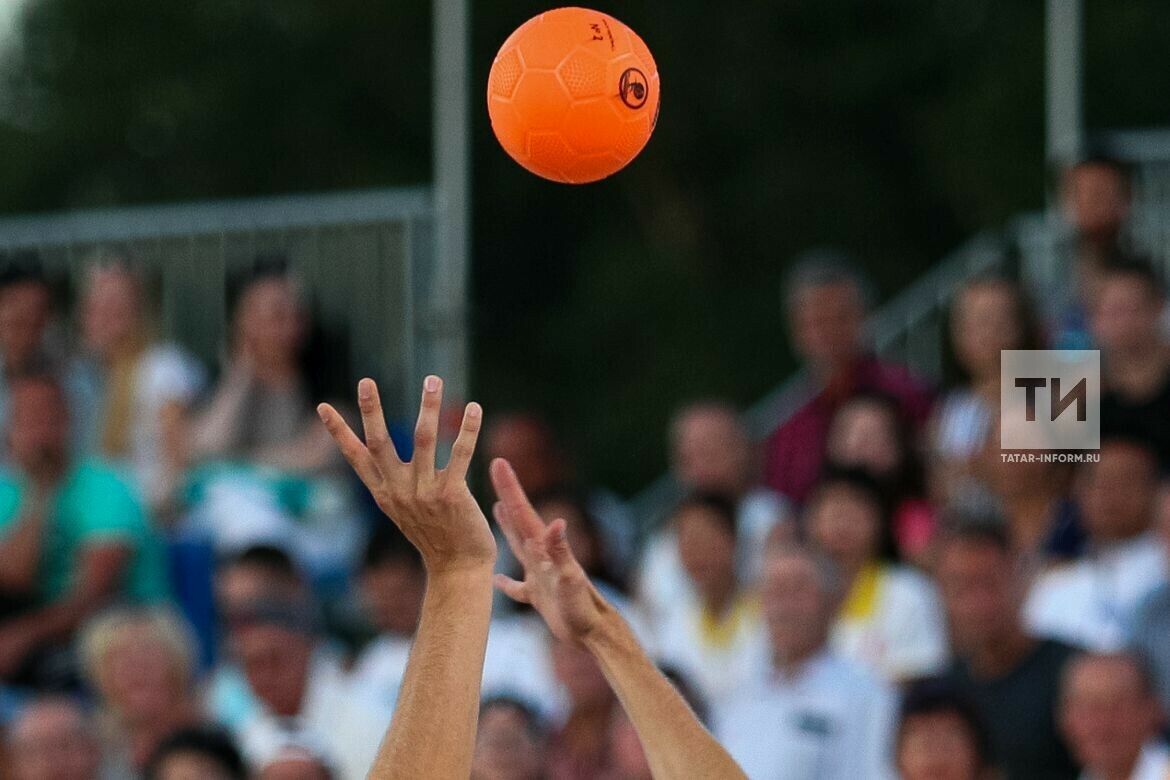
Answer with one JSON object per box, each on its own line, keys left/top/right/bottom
{"left": 487, "top": 7, "right": 660, "bottom": 184}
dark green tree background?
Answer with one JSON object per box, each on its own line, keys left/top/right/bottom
{"left": 1, "top": 0, "right": 1167, "bottom": 494}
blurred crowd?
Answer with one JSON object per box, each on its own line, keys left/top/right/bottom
{"left": 1, "top": 154, "right": 1169, "bottom": 780}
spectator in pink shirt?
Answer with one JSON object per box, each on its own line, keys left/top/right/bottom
{"left": 764, "top": 252, "right": 933, "bottom": 506}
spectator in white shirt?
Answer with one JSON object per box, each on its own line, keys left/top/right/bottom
{"left": 805, "top": 467, "right": 947, "bottom": 681}
{"left": 1026, "top": 438, "right": 1169, "bottom": 650}
{"left": 348, "top": 523, "right": 425, "bottom": 713}
{"left": 714, "top": 542, "right": 897, "bottom": 779}
{"left": 639, "top": 402, "right": 791, "bottom": 628}
{"left": 229, "top": 600, "right": 391, "bottom": 780}
{"left": 653, "top": 493, "right": 768, "bottom": 706}
{"left": 1059, "top": 652, "right": 1170, "bottom": 780}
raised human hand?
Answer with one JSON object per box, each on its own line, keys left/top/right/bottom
{"left": 489, "top": 458, "right": 609, "bottom": 645}
{"left": 317, "top": 376, "right": 495, "bottom": 574}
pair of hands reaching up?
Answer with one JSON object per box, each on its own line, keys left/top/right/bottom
{"left": 317, "top": 376, "right": 607, "bottom": 642}
{"left": 318, "top": 377, "right": 744, "bottom": 780}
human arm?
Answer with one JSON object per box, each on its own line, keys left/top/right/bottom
{"left": 490, "top": 459, "right": 746, "bottom": 780}
{"left": 316, "top": 376, "right": 495, "bottom": 780}
{"left": 0, "top": 489, "right": 51, "bottom": 593}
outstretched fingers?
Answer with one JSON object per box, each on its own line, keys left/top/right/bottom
{"left": 444, "top": 402, "right": 483, "bottom": 485}
{"left": 317, "top": 402, "right": 382, "bottom": 488}
{"left": 357, "top": 378, "right": 399, "bottom": 469}
{"left": 489, "top": 458, "right": 549, "bottom": 547}
{"left": 544, "top": 518, "right": 575, "bottom": 570}
{"left": 413, "top": 375, "right": 442, "bottom": 482}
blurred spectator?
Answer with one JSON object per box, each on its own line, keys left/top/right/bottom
{"left": 652, "top": 493, "right": 768, "bottom": 705}
{"left": 186, "top": 266, "right": 360, "bottom": 578}
{"left": 5, "top": 696, "right": 104, "bottom": 780}
{"left": 896, "top": 678, "right": 997, "bottom": 780}
{"left": 805, "top": 468, "right": 947, "bottom": 681}
{"left": 545, "top": 640, "right": 616, "bottom": 780}
{"left": 639, "top": 402, "right": 790, "bottom": 629}
{"left": 228, "top": 599, "right": 389, "bottom": 780}
{"left": 972, "top": 419, "right": 1085, "bottom": 570}
{"left": 0, "top": 267, "right": 59, "bottom": 453}
{"left": 713, "top": 542, "right": 897, "bottom": 779}
{"left": 349, "top": 524, "right": 424, "bottom": 711}
{"left": 70, "top": 260, "right": 205, "bottom": 515}
{"left": 79, "top": 607, "right": 204, "bottom": 774}
{"left": 1026, "top": 438, "right": 1168, "bottom": 650}
{"left": 764, "top": 252, "right": 933, "bottom": 505}
{"left": 1092, "top": 260, "right": 1170, "bottom": 472}
{"left": 930, "top": 276, "right": 1043, "bottom": 505}
{"left": 0, "top": 373, "right": 168, "bottom": 687}
{"left": 484, "top": 412, "right": 634, "bottom": 575}
{"left": 1059, "top": 652, "right": 1169, "bottom": 780}
{"left": 1130, "top": 479, "right": 1170, "bottom": 718}
{"left": 471, "top": 696, "right": 548, "bottom": 780}
{"left": 208, "top": 545, "right": 310, "bottom": 733}
{"left": 1051, "top": 155, "right": 1134, "bottom": 350}
{"left": 936, "top": 520, "right": 1080, "bottom": 779}
{"left": 602, "top": 666, "right": 706, "bottom": 780}
{"left": 825, "top": 392, "right": 936, "bottom": 564}
{"left": 144, "top": 725, "right": 247, "bottom": 780}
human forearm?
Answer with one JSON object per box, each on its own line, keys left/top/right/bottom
{"left": 368, "top": 565, "right": 495, "bottom": 779}
{"left": 584, "top": 608, "right": 747, "bottom": 780}
{"left": 0, "top": 501, "right": 48, "bottom": 592}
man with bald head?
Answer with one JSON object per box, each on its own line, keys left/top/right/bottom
{"left": 1059, "top": 652, "right": 1169, "bottom": 780}
{"left": 6, "top": 696, "right": 103, "bottom": 780}
{"left": 714, "top": 542, "right": 896, "bottom": 779}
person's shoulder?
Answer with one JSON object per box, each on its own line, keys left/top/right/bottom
{"left": 817, "top": 652, "right": 892, "bottom": 699}
{"left": 141, "top": 343, "right": 206, "bottom": 387}
{"left": 1031, "top": 637, "right": 1082, "bottom": 667}
{"left": 69, "top": 459, "right": 136, "bottom": 492}
{"left": 1134, "top": 583, "right": 1170, "bottom": 625}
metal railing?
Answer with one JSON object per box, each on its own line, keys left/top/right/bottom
{"left": 0, "top": 188, "right": 463, "bottom": 418}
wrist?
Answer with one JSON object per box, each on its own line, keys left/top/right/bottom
{"left": 581, "top": 600, "right": 628, "bottom": 656}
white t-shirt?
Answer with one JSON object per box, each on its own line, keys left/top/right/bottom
{"left": 1025, "top": 534, "right": 1169, "bottom": 650}
{"left": 129, "top": 344, "right": 205, "bottom": 501}
{"left": 714, "top": 651, "right": 897, "bottom": 780}
{"left": 831, "top": 565, "right": 948, "bottom": 682}
{"left": 237, "top": 649, "right": 392, "bottom": 780}
{"left": 654, "top": 591, "right": 769, "bottom": 709}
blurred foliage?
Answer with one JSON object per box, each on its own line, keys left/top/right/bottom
{"left": 0, "top": 0, "right": 1168, "bottom": 494}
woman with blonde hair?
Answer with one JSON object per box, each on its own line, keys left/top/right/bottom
{"left": 72, "top": 255, "right": 205, "bottom": 516}
{"left": 80, "top": 606, "right": 207, "bottom": 775}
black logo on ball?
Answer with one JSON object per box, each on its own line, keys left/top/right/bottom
{"left": 619, "top": 68, "right": 648, "bottom": 109}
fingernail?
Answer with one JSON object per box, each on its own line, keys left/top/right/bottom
{"left": 358, "top": 379, "right": 373, "bottom": 401}
{"left": 466, "top": 402, "right": 482, "bottom": 419}
{"left": 424, "top": 375, "right": 440, "bottom": 393}
{"left": 316, "top": 404, "right": 328, "bottom": 422}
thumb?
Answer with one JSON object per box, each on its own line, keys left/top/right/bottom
{"left": 546, "top": 518, "right": 574, "bottom": 568}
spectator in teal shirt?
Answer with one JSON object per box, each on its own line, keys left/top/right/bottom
{"left": 0, "top": 372, "right": 168, "bottom": 685}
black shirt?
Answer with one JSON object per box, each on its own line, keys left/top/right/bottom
{"left": 945, "top": 639, "right": 1081, "bottom": 780}
{"left": 1101, "top": 369, "right": 1170, "bottom": 473}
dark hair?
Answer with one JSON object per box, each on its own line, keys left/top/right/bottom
{"left": 144, "top": 726, "right": 247, "bottom": 780}
{"left": 806, "top": 465, "right": 899, "bottom": 562}
{"left": 671, "top": 491, "right": 739, "bottom": 539}
{"left": 362, "top": 522, "right": 423, "bottom": 572}
{"left": 784, "top": 247, "right": 875, "bottom": 312}
{"left": 0, "top": 262, "right": 48, "bottom": 293}
{"left": 897, "top": 677, "right": 994, "bottom": 771}
{"left": 828, "top": 389, "right": 928, "bottom": 501}
{"left": 1098, "top": 255, "right": 1165, "bottom": 300}
{"left": 479, "top": 695, "right": 547, "bottom": 743}
{"left": 219, "top": 544, "right": 302, "bottom": 582}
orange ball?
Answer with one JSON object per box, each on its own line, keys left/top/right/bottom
{"left": 487, "top": 7, "right": 661, "bottom": 184}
